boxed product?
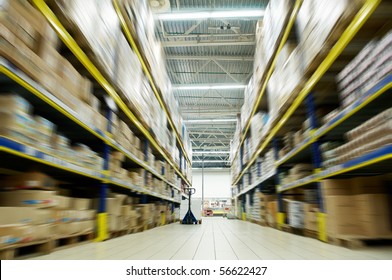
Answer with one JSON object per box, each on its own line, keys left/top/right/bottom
{"left": 287, "top": 200, "right": 304, "bottom": 228}
{"left": 0, "top": 207, "right": 39, "bottom": 225}
{"left": 71, "top": 198, "right": 92, "bottom": 210}
{"left": 325, "top": 196, "right": 361, "bottom": 236}
{"left": 108, "top": 214, "right": 120, "bottom": 232}
{"left": 0, "top": 190, "right": 57, "bottom": 208}
{"left": 355, "top": 194, "right": 391, "bottom": 237}
{"left": 304, "top": 204, "right": 319, "bottom": 231}
{"left": 0, "top": 224, "right": 34, "bottom": 247}
{"left": 0, "top": 94, "right": 31, "bottom": 115}
{"left": 31, "top": 224, "right": 56, "bottom": 240}
{"left": 1, "top": 172, "right": 57, "bottom": 191}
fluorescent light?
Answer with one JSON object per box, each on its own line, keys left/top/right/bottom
{"left": 174, "top": 84, "right": 246, "bottom": 90}
{"left": 193, "top": 151, "right": 230, "bottom": 154}
{"left": 156, "top": 9, "right": 265, "bottom": 21}
{"left": 184, "top": 118, "right": 237, "bottom": 123}
{"left": 192, "top": 160, "right": 230, "bottom": 163}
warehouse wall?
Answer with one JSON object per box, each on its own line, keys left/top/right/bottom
{"left": 192, "top": 168, "right": 231, "bottom": 198}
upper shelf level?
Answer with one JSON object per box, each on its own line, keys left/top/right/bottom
{"left": 231, "top": 0, "right": 303, "bottom": 165}
{"left": 31, "top": 0, "right": 191, "bottom": 186}
{"left": 232, "top": 0, "right": 384, "bottom": 186}
{"left": 112, "top": 0, "right": 191, "bottom": 167}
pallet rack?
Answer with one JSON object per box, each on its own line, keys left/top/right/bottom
{"left": 231, "top": 0, "right": 391, "bottom": 241}
{"left": 0, "top": 0, "right": 192, "bottom": 243}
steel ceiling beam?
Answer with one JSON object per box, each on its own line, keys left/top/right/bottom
{"left": 162, "top": 39, "right": 256, "bottom": 47}
{"left": 166, "top": 55, "right": 254, "bottom": 61}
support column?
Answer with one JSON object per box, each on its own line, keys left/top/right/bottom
{"left": 305, "top": 93, "right": 326, "bottom": 242}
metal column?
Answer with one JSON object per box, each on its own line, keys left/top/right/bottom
{"left": 96, "top": 109, "right": 112, "bottom": 242}
{"left": 273, "top": 137, "right": 285, "bottom": 229}
{"left": 305, "top": 93, "right": 326, "bottom": 241}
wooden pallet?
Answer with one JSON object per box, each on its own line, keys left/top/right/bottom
{"left": 0, "top": 239, "right": 52, "bottom": 260}
{"left": 280, "top": 224, "right": 305, "bottom": 236}
{"left": 249, "top": 219, "right": 267, "bottom": 227}
{"left": 304, "top": 229, "right": 319, "bottom": 239}
{"left": 52, "top": 231, "right": 94, "bottom": 251}
{"left": 110, "top": 229, "right": 130, "bottom": 238}
{"left": 327, "top": 235, "right": 392, "bottom": 249}
{"left": 128, "top": 225, "right": 144, "bottom": 234}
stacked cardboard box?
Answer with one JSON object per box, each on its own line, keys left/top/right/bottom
{"left": 54, "top": 196, "right": 95, "bottom": 236}
{"left": 266, "top": 201, "right": 278, "bottom": 227}
{"left": 0, "top": 187, "right": 96, "bottom": 245}
{"left": 286, "top": 200, "right": 305, "bottom": 228}
{"left": 268, "top": 43, "right": 304, "bottom": 120}
{"left": 296, "top": 0, "right": 362, "bottom": 73}
{"left": 304, "top": 204, "right": 319, "bottom": 232}
{"left": 322, "top": 177, "right": 392, "bottom": 237}
{"left": 281, "top": 164, "right": 313, "bottom": 185}
{"left": 323, "top": 108, "right": 392, "bottom": 167}
{"left": 337, "top": 31, "right": 392, "bottom": 109}
{"left": 250, "top": 112, "right": 269, "bottom": 155}
{"left": 256, "top": 193, "right": 277, "bottom": 224}
{"left": 0, "top": 94, "right": 103, "bottom": 171}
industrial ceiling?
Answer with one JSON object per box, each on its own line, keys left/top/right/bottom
{"left": 151, "top": 0, "right": 268, "bottom": 168}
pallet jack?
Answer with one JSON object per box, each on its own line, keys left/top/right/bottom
{"left": 182, "top": 187, "right": 201, "bottom": 224}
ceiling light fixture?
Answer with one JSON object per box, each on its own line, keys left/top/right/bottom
{"left": 173, "top": 84, "right": 246, "bottom": 90}
{"left": 156, "top": 9, "right": 265, "bottom": 21}
{"left": 192, "top": 151, "right": 230, "bottom": 154}
{"left": 184, "top": 119, "right": 237, "bottom": 123}
{"left": 192, "top": 160, "right": 230, "bottom": 163}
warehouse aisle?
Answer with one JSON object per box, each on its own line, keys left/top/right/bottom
{"left": 30, "top": 218, "right": 392, "bottom": 260}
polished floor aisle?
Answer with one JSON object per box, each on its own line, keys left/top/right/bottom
{"left": 31, "top": 217, "right": 392, "bottom": 260}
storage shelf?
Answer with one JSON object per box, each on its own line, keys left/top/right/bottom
{"left": 0, "top": 137, "right": 181, "bottom": 203}
{"left": 232, "top": 0, "right": 303, "bottom": 165}
{"left": 0, "top": 59, "right": 106, "bottom": 145}
{"left": 32, "top": 0, "right": 191, "bottom": 187}
{"left": 113, "top": 0, "right": 191, "bottom": 167}
{"left": 234, "top": 168, "right": 276, "bottom": 198}
{"left": 0, "top": 137, "right": 103, "bottom": 180}
{"left": 0, "top": 58, "right": 181, "bottom": 192}
{"left": 276, "top": 74, "right": 392, "bottom": 167}
{"left": 110, "top": 177, "right": 181, "bottom": 204}
{"left": 232, "top": 0, "right": 381, "bottom": 186}
{"left": 277, "top": 145, "right": 392, "bottom": 192}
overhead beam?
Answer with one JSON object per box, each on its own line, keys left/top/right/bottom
{"left": 162, "top": 39, "right": 256, "bottom": 47}
{"left": 166, "top": 55, "right": 254, "bottom": 61}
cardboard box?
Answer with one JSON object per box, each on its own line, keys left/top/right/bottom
{"left": 79, "top": 220, "right": 94, "bottom": 233}
{"left": 71, "top": 198, "right": 91, "bottom": 210}
{"left": 288, "top": 200, "right": 304, "bottom": 228}
{"left": 31, "top": 224, "right": 55, "bottom": 241}
{"left": 321, "top": 179, "right": 353, "bottom": 196}
{"left": 78, "top": 210, "right": 96, "bottom": 221}
{"left": 129, "top": 218, "right": 138, "bottom": 228}
{"left": 55, "top": 222, "right": 81, "bottom": 236}
{"left": 0, "top": 24, "right": 48, "bottom": 83}
{"left": 108, "top": 215, "right": 120, "bottom": 232}
{"left": 121, "top": 205, "right": 131, "bottom": 217}
{"left": 54, "top": 195, "right": 71, "bottom": 210}
{"left": 304, "top": 204, "right": 319, "bottom": 231}
{"left": 36, "top": 209, "right": 56, "bottom": 224}
{"left": 0, "top": 94, "right": 31, "bottom": 115}
{"left": 106, "top": 198, "right": 121, "bottom": 216}
{"left": 0, "top": 207, "right": 38, "bottom": 225}
{"left": 2, "top": 172, "right": 57, "bottom": 191}
{"left": 355, "top": 194, "right": 389, "bottom": 216}
{"left": 0, "top": 224, "right": 34, "bottom": 247}
{"left": 54, "top": 210, "right": 78, "bottom": 223}
{"left": 0, "top": 190, "right": 57, "bottom": 208}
